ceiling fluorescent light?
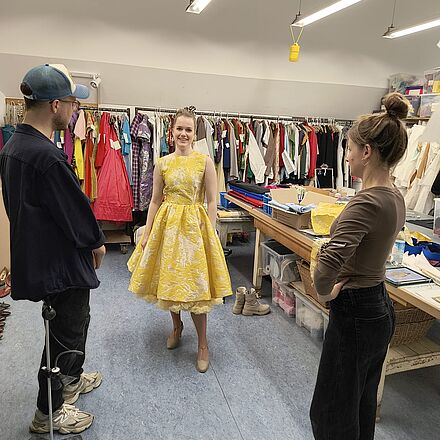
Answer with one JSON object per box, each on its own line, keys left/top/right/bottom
{"left": 383, "top": 18, "right": 440, "bottom": 38}
{"left": 291, "top": 0, "right": 363, "bottom": 27}
{"left": 186, "top": 0, "right": 213, "bottom": 14}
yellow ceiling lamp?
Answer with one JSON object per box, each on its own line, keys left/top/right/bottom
{"left": 289, "top": 26, "right": 303, "bottom": 62}
{"left": 289, "top": 0, "right": 364, "bottom": 62}
{"left": 289, "top": 0, "right": 304, "bottom": 62}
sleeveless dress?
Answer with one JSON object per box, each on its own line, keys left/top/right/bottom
{"left": 128, "top": 151, "right": 232, "bottom": 314}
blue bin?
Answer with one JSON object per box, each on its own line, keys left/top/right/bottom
{"left": 262, "top": 195, "right": 272, "bottom": 215}
{"left": 220, "top": 192, "right": 238, "bottom": 209}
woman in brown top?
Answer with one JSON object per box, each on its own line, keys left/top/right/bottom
{"left": 310, "top": 93, "right": 409, "bottom": 440}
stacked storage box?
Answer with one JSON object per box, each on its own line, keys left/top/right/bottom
{"left": 294, "top": 289, "right": 325, "bottom": 341}
{"left": 261, "top": 240, "right": 300, "bottom": 317}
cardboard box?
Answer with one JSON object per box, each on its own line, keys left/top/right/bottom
{"left": 270, "top": 188, "right": 337, "bottom": 230}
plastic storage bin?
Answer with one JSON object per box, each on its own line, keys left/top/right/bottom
{"left": 272, "top": 278, "right": 296, "bottom": 317}
{"left": 220, "top": 192, "right": 238, "bottom": 209}
{"left": 262, "top": 194, "right": 272, "bottom": 215}
{"left": 294, "top": 289, "right": 324, "bottom": 340}
{"left": 261, "top": 240, "right": 300, "bottom": 284}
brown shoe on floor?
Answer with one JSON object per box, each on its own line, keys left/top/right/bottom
{"left": 232, "top": 287, "right": 246, "bottom": 314}
{"left": 167, "top": 322, "right": 184, "bottom": 350}
{"left": 242, "top": 288, "right": 271, "bottom": 316}
{"left": 196, "top": 346, "right": 209, "bottom": 373}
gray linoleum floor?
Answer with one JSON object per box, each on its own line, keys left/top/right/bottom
{"left": 0, "top": 233, "right": 439, "bottom": 440}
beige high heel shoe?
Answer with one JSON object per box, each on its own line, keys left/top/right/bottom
{"left": 167, "top": 322, "right": 184, "bottom": 350}
{"left": 196, "top": 346, "right": 209, "bottom": 373}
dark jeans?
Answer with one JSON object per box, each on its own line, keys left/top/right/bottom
{"left": 310, "top": 283, "right": 395, "bottom": 440}
{"left": 37, "top": 288, "right": 90, "bottom": 414}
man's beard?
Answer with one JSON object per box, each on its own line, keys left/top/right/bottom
{"left": 53, "top": 113, "right": 69, "bottom": 131}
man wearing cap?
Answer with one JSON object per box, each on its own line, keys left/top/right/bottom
{"left": 0, "top": 64, "right": 105, "bottom": 434}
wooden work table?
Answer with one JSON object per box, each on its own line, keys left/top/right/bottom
{"left": 225, "top": 193, "right": 440, "bottom": 419}
{"left": 225, "top": 194, "right": 440, "bottom": 319}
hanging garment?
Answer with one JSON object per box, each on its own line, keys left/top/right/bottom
{"left": 335, "top": 126, "right": 344, "bottom": 189}
{"left": 93, "top": 112, "right": 133, "bottom": 221}
{"left": 405, "top": 142, "right": 431, "bottom": 210}
{"left": 194, "top": 116, "right": 211, "bottom": 157}
{"left": 127, "top": 151, "right": 232, "bottom": 314}
{"left": 138, "top": 116, "right": 154, "bottom": 211}
{"left": 214, "top": 121, "right": 223, "bottom": 165}
{"left": 64, "top": 128, "right": 74, "bottom": 164}
{"left": 246, "top": 124, "right": 266, "bottom": 184}
{"left": 152, "top": 113, "right": 161, "bottom": 165}
{"left": 84, "top": 112, "right": 98, "bottom": 202}
{"left": 413, "top": 143, "right": 440, "bottom": 214}
{"left": 393, "top": 124, "right": 426, "bottom": 189}
{"left": 130, "top": 113, "right": 144, "bottom": 211}
{"left": 307, "top": 124, "right": 318, "bottom": 179}
{"left": 282, "top": 124, "right": 295, "bottom": 175}
{"left": 255, "top": 120, "right": 264, "bottom": 156}
{"left": 228, "top": 120, "right": 240, "bottom": 178}
{"left": 273, "top": 124, "right": 280, "bottom": 182}
{"left": 264, "top": 125, "right": 277, "bottom": 179}
{"left": 120, "top": 115, "right": 132, "bottom": 184}
{"left": 279, "top": 123, "right": 285, "bottom": 170}
{"left": 74, "top": 110, "right": 86, "bottom": 142}
{"left": 204, "top": 116, "right": 215, "bottom": 160}
{"left": 222, "top": 120, "right": 231, "bottom": 171}
{"left": 160, "top": 117, "right": 169, "bottom": 157}
{"left": 73, "top": 138, "right": 84, "bottom": 180}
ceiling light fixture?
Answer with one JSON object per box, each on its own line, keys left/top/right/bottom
{"left": 186, "top": 0, "right": 213, "bottom": 14}
{"left": 291, "top": 0, "right": 363, "bottom": 27}
{"left": 383, "top": 17, "right": 440, "bottom": 39}
{"left": 382, "top": 0, "right": 398, "bottom": 38}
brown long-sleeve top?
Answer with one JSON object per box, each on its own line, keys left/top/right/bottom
{"left": 313, "top": 187, "right": 405, "bottom": 297}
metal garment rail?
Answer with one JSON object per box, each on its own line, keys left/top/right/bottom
{"left": 135, "top": 106, "right": 354, "bottom": 125}
{"left": 81, "top": 106, "right": 131, "bottom": 120}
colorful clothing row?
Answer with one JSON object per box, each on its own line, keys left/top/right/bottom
{"left": 55, "top": 110, "right": 133, "bottom": 222}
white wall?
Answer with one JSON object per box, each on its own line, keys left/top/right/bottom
{"left": 0, "top": 53, "right": 386, "bottom": 120}
{"left": 2, "top": 0, "right": 438, "bottom": 90}
{"left": 9, "top": 0, "right": 440, "bottom": 119}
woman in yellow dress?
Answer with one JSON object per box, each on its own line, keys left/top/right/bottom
{"left": 128, "top": 108, "right": 232, "bottom": 373}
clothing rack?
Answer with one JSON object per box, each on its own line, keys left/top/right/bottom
{"left": 135, "top": 106, "right": 354, "bottom": 126}
{"left": 81, "top": 106, "right": 131, "bottom": 120}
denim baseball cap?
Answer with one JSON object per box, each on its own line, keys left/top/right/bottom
{"left": 21, "top": 64, "right": 90, "bottom": 101}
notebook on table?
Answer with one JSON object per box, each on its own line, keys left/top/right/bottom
{"left": 385, "top": 267, "right": 430, "bottom": 286}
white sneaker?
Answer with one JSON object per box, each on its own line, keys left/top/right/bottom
{"left": 29, "top": 403, "right": 94, "bottom": 434}
{"left": 63, "top": 371, "right": 103, "bottom": 404}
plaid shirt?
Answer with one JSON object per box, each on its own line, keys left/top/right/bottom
{"left": 130, "top": 113, "right": 144, "bottom": 210}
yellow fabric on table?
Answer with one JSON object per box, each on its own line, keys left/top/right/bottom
{"left": 128, "top": 151, "right": 232, "bottom": 314}
{"left": 311, "top": 202, "right": 346, "bottom": 236}
{"left": 217, "top": 210, "right": 252, "bottom": 219}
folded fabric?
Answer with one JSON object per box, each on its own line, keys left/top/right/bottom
{"left": 269, "top": 199, "right": 315, "bottom": 214}
{"left": 228, "top": 179, "right": 269, "bottom": 195}
{"left": 228, "top": 190, "right": 264, "bottom": 208}
{"left": 229, "top": 185, "right": 266, "bottom": 201}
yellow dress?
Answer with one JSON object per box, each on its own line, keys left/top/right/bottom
{"left": 128, "top": 151, "right": 233, "bottom": 314}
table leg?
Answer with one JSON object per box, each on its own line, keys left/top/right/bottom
{"left": 376, "top": 346, "right": 390, "bottom": 422}
{"left": 253, "top": 228, "right": 266, "bottom": 293}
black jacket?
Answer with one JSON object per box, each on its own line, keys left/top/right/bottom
{"left": 0, "top": 124, "right": 105, "bottom": 301}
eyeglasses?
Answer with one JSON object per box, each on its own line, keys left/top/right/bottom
{"left": 52, "top": 99, "right": 81, "bottom": 111}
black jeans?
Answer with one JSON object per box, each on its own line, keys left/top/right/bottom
{"left": 37, "top": 288, "right": 91, "bottom": 414}
{"left": 310, "top": 283, "right": 395, "bottom": 440}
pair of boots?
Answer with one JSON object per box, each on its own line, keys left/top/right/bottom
{"left": 232, "top": 287, "right": 270, "bottom": 316}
